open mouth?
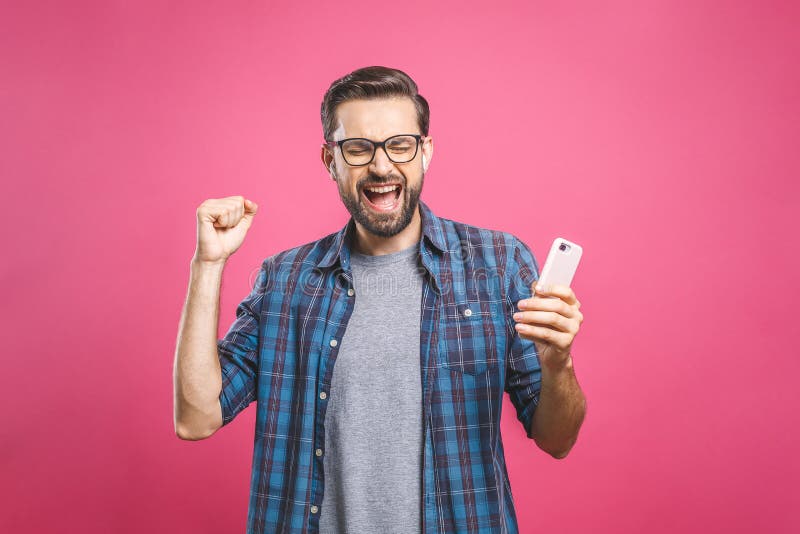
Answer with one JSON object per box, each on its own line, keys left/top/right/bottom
{"left": 361, "top": 183, "right": 402, "bottom": 212}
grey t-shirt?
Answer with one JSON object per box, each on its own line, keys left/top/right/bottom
{"left": 318, "top": 241, "right": 424, "bottom": 534}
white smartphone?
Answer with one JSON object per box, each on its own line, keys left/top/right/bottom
{"left": 535, "top": 237, "right": 583, "bottom": 295}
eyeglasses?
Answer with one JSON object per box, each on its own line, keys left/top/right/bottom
{"left": 325, "top": 134, "right": 425, "bottom": 166}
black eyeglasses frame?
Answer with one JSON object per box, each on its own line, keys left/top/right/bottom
{"left": 324, "top": 134, "right": 426, "bottom": 166}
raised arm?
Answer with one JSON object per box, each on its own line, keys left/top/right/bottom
{"left": 173, "top": 196, "right": 258, "bottom": 440}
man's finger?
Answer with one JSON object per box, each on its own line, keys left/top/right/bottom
{"left": 514, "top": 323, "right": 572, "bottom": 349}
{"left": 512, "top": 311, "right": 575, "bottom": 333}
{"left": 517, "top": 296, "right": 574, "bottom": 317}
{"left": 533, "top": 282, "right": 578, "bottom": 305}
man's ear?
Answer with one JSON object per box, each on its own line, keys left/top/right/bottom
{"left": 421, "top": 136, "right": 433, "bottom": 172}
{"left": 321, "top": 144, "right": 336, "bottom": 180}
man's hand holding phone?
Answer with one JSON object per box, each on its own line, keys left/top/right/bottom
{"left": 513, "top": 283, "right": 583, "bottom": 370}
{"left": 512, "top": 238, "right": 584, "bottom": 371}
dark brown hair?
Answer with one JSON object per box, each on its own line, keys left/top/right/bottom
{"left": 320, "top": 66, "right": 430, "bottom": 141}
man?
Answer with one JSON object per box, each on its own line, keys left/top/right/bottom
{"left": 174, "top": 66, "right": 586, "bottom": 534}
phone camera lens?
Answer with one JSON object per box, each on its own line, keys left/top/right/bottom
{"left": 559, "top": 243, "right": 567, "bottom": 251}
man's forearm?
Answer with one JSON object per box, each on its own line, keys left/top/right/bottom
{"left": 529, "top": 355, "right": 587, "bottom": 458}
{"left": 173, "top": 259, "right": 226, "bottom": 440}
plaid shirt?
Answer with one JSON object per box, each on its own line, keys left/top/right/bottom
{"left": 217, "top": 200, "right": 542, "bottom": 533}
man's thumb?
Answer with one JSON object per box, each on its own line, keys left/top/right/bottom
{"left": 244, "top": 198, "right": 259, "bottom": 214}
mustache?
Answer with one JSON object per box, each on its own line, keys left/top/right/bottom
{"left": 358, "top": 173, "right": 404, "bottom": 188}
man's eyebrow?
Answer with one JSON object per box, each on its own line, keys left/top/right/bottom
{"left": 343, "top": 134, "right": 414, "bottom": 142}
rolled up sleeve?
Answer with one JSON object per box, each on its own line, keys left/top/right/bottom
{"left": 504, "top": 236, "right": 542, "bottom": 439}
{"left": 217, "top": 260, "right": 269, "bottom": 426}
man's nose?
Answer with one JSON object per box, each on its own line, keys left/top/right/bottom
{"left": 369, "top": 145, "right": 395, "bottom": 175}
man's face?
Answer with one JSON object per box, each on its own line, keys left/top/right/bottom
{"left": 322, "top": 97, "right": 432, "bottom": 238}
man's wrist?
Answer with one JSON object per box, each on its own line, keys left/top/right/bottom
{"left": 542, "top": 352, "right": 574, "bottom": 374}
{"left": 190, "top": 257, "right": 226, "bottom": 276}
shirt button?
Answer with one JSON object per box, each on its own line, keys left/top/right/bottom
{"left": 347, "top": 288, "right": 355, "bottom": 296}
{"left": 310, "top": 505, "right": 319, "bottom": 514}
{"left": 316, "top": 448, "right": 323, "bottom": 457}
{"left": 463, "top": 308, "right": 473, "bottom": 317}
{"left": 319, "top": 391, "right": 327, "bottom": 400}
{"left": 329, "top": 338, "right": 338, "bottom": 347}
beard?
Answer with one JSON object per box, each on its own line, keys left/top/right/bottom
{"left": 338, "top": 171, "right": 424, "bottom": 238}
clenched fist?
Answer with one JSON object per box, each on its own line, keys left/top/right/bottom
{"left": 194, "top": 195, "right": 258, "bottom": 265}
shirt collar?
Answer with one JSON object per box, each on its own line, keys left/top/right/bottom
{"left": 316, "top": 200, "right": 448, "bottom": 270}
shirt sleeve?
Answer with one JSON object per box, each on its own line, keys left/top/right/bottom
{"left": 504, "top": 236, "right": 542, "bottom": 439}
{"left": 217, "top": 260, "right": 269, "bottom": 427}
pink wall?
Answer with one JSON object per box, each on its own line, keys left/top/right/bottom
{"left": 2, "top": 1, "right": 798, "bottom": 532}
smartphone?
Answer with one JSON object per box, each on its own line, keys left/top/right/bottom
{"left": 535, "top": 237, "right": 583, "bottom": 295}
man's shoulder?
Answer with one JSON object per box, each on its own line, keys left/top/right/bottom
{"left": 433, "top": 211, "right": 539, "bottom": 289}
{"left": 435, "top": 211, "right": 530, "bottom": 258}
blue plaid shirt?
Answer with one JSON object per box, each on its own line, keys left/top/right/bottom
{"left": 218, "top": 200, "right": 542, "bottom": 533}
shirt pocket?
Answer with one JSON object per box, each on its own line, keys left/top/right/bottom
{"left": 439, "top": 299, "right": 502, "bottom": 376}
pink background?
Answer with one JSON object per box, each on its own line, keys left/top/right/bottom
{"left": 2, "top": 1, "right": 798, "bottom": 532}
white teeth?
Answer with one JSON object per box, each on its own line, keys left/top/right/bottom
{"left": 365, "top": 185, "right": 399, "bottom": 193}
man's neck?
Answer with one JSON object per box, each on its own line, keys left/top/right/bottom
{"left": 353, "top": 206, "right": 422, "bottom": 256}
